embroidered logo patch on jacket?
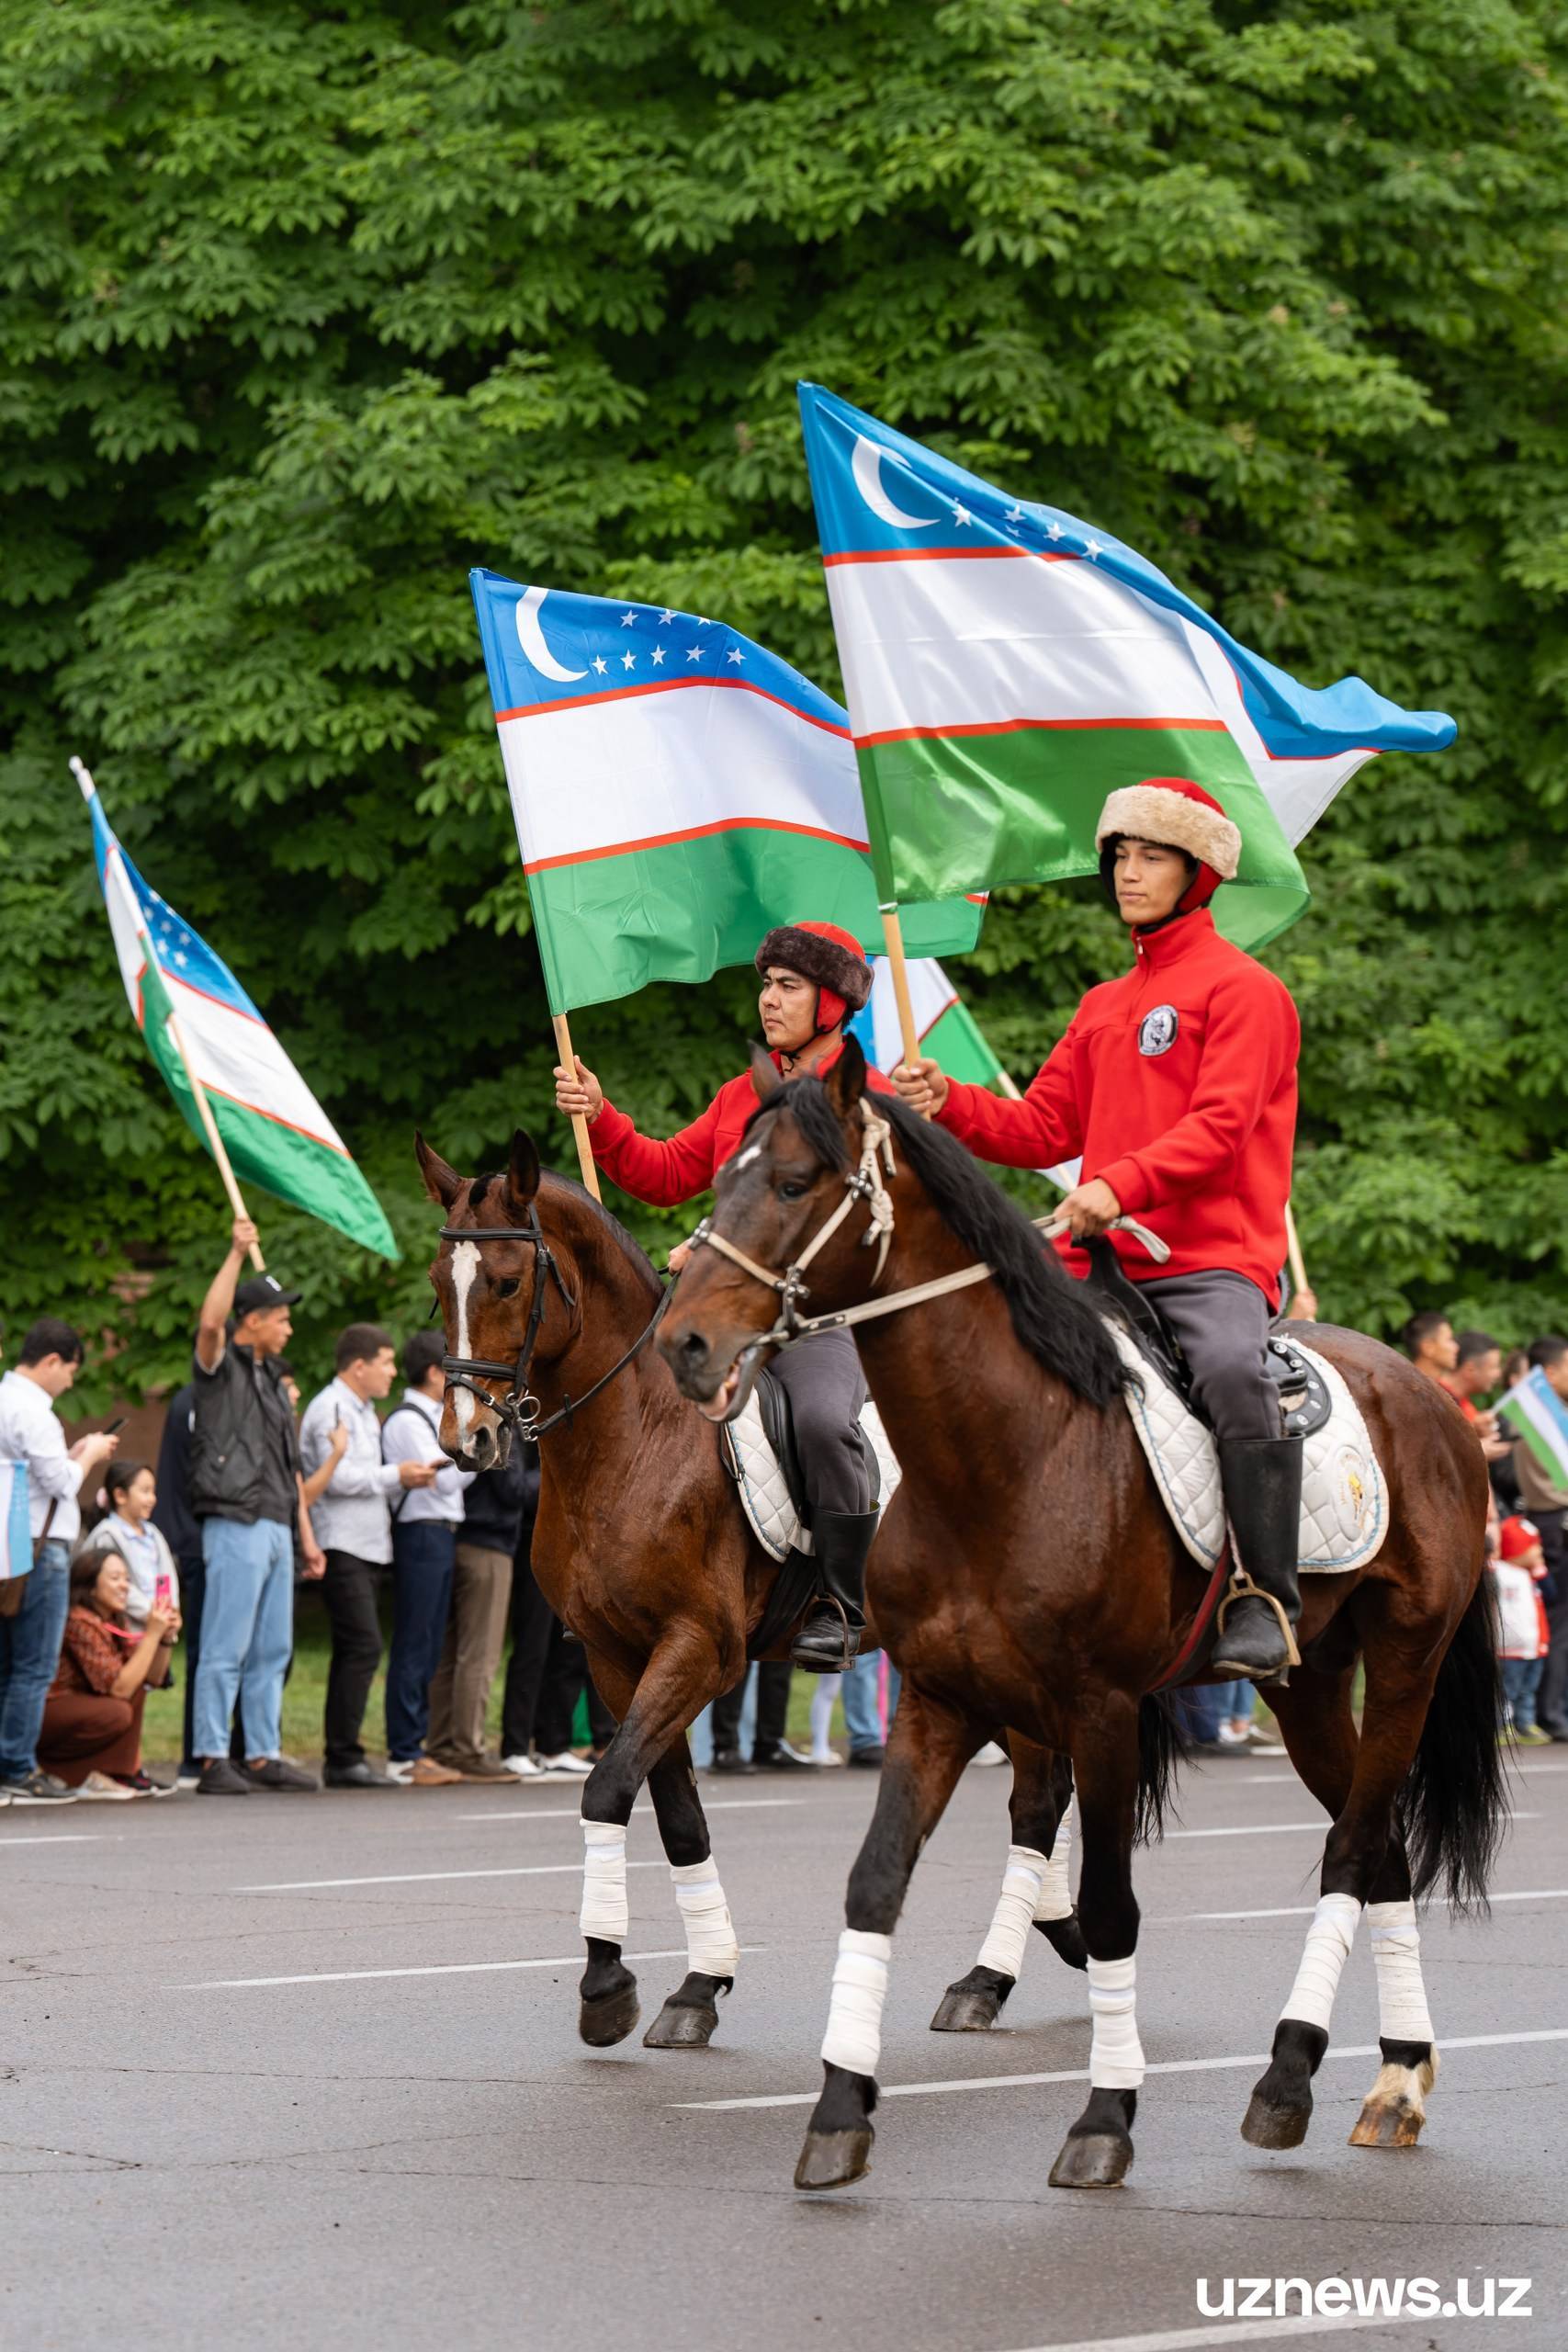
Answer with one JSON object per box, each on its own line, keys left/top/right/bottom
{"left": 1138, "top": 1004, "right": 1179, "bottom": 1057}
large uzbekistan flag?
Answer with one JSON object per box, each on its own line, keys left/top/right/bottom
{"left": 1498, "top": 1370, "right": 1568, "bottom": 1490}
{"left": 797, "top": 385, "right": 1458, "bottom": 950}
{"left": 79, "top": 766, "right": 398, "bottom": 1259}
{"left": 469, "top": 570, "right": 983, "bottom": 1012}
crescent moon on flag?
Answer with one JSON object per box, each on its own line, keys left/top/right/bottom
{"left": 515, "top": 586, "right": 587, "bottom": 684}
{"left": 851, "top": 435, "right": 934, "bottom": 530}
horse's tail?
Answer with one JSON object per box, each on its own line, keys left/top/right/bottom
{"left": 1134, "top": 1690, "right": 1187, "bottom": 1846}
{"left": 1398, "top": 1574, "right": 1506, "bottom": 1915}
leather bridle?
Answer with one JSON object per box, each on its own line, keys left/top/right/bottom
{"left": 437, "top": 1210, "right": 578, "bottom": 1443}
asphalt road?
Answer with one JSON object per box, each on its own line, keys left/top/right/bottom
{"left": 2, "top": 1742, "right": 1564, "bottom": 2352}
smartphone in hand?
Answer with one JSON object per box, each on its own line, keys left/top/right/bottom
{"left": 153, "top": 1573, "right": 173, "bottom": 1611}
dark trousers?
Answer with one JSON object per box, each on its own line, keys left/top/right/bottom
{"left": 386, "top": 1521, "right": 457, "bottom": 1761}
{"left": 1142, "top": 1270, "right": 1281, "bottom": 1442}
{"left": 177, "top": 1551, "right": 245, "bottom": 1772}
{"left": 501, "top": 1561, "right": 615, "bottom": 1758}
{"left": 1535, "top": 1510, "right": 1568, "bottom": 1728}
{"left": 712, "top": 1661, "right": 791, "bottom": 1758}
{"left": 321, "top": 1549, "right": 385, "bottom": 1771}
{"left": 768, "top": 1327, "right": 873, "bottom": 1514}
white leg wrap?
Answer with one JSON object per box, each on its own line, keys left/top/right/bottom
{"left": 820, "top": 1928, "right": 892, "bottom": 2076}
{"left": 1367, "top": 1899, "right": 1435, "bottom": 2045}
{"left": 1036, "top": 1793, "right": 1077, "bottom": 1921}
{"left": 580, "top": 1818, "right": 628, "bottom": 1944}
{"left": 1280, "top": 1891, "right": 1362, "bottom": 2031}
{"left": 1087, "top": 1954, "right": 1145, "bottom": 2089}
{"left": 977, "top": 1845, "right": 1047, "bottom": 1981}
{"left": 671, "top": 1859, "right": 739, "bottom": 1978}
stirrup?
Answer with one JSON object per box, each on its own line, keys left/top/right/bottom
{"left": 790, "top": 1594, "right": 860, "bottom": 1674}
{"left": 1213, "top": 1573, "right": 1301, "bottom": 1679}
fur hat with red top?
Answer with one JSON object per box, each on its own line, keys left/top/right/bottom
{"left": 754, "top": 920, "right": 874, "bottom": 1033}
{"left": 1499, "top": 1515, "right": 1542, "bottom": 1563}
{"left": 1096, "top": 776, "right": 1243, "bottom": 913}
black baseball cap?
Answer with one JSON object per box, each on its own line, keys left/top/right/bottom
{"left": 233, "top": 1273, "right": 303, "bottom": 1316}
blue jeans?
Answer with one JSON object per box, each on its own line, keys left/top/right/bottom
{"left": 0, "top": 1540, "right": 71, "bottom": 1780}
{"left": 386, "top": 1521, "right": 456, "bottom": 1760}
{"left": 1502, "top": 1655, "right": 1544, "bottom": 1734}
{"left": 193, "top": 1517, "right": 294, "bottom": 1761}
{"left": 841, "top": 1647, "right": 900, "bottom": 1755}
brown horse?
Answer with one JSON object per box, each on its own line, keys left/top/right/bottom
{"left": 414, "top": 1129, "right": 1089, "bottom": 2055}
{"left": 658, "top": 1043, "right": 1506, "bottom": 2193}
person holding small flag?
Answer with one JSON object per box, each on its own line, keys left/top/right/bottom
{"left": 895, "top": 778, "right": 1304, "bottom": 1683}
{"left": 555, "top": 922, "right": 889, "bottom": 1670}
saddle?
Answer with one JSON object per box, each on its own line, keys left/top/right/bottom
{"left": 720, "top": 1372, "right": 895, "bottom": 1659}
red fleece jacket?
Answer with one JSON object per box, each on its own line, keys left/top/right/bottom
{"left": 590, "top": 1042, "right": 894, "bottom": 1207}
{"left": 937, "top": 909, "right": 1299, "bottom": 1304}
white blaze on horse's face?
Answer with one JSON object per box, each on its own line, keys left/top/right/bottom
{"left": 450, "top": 1240, "right": 480, "bottom": 1433}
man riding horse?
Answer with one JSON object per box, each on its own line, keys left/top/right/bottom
{"left": 895, "top": 775, "right": 1303, "bottom": 1682}
{"left": 554, "top": 920, "right": 888, "bottom": 1672}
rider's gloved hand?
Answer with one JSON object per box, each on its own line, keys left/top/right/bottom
{"left": 554, "top": 1055, "right": 604, "bottom": 1124}
{"left": 892, "top": 1057, "right": 949, "bottom": 1117}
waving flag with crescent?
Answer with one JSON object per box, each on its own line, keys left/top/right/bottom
{"left": 797, "top": 384, "right": 1457, "bottom": 949}
{"left": 469, "top": 570, "right": 984, "bottom": 1013}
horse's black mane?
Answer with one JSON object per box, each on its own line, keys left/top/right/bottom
{"left": 757, "top": 1079, "right": 1126, "bottom": 1408}
{"left": 467, "top": 1169, "right": 662, "bottom": 1305}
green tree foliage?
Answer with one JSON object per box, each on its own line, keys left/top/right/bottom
{"left": 3, "top": 0, "right": 1567, "bottom": 1402}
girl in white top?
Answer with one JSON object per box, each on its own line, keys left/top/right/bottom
{"left": 79, "top": 1461, "right": 179, "bottom": 1629}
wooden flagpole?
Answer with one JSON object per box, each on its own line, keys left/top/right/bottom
{"left": 878, "top": 903, "right": 923, "bottom": 1072}
{"left": 1284, "top": 1201, "right": 1309, "bottom": 1301}
{"left": 164, "top": 1011, "right": 265, "bottom": 1271}
{"left": 552, "top": 1012, "right": 603, "bottom": 1202}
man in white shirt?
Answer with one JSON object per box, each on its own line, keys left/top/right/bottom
{"left": 0, "top": 1319, "right": 118, "bottom": 1804}
{"left": 298, "top": 1325, "right": 443, "bottom": 1787}
{"left": 381, "top": 1330, "right": 474, "bottom": 1784}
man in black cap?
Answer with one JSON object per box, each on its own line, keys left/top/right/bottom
{"left": 189, "top": 1216, "right": 324, "bottom": 1794}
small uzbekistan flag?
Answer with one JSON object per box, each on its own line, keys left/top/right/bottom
{"left": 797, "top": 384, "right": 1457, "bottom": 950}
{"left": 468, "top": 570, "right": 984, "bottom": 1013}
{"left": 79, "top": 766, "right": 398, "bottom": 1259}
{"left": 848, "top": 956, "right": 1079, "bottom": 1192}
{"left": 1498, "top": 1370, "right": 1568, "bottom": 1491}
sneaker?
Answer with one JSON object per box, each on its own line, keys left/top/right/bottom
{"left": 323, "top": 1759, "right": 398, "bottom": 1788}
{"left": 848, "top": 1744, "right": 885, "bottom": 1770}
{"left": 1244, "top": 1724, "right": 1287, "bottom": 1754}
{"left": 969, "top": 1740, "right": 1008, "bottom": 1768}
{"left": 76, "top": 1770, "right": 138, "bottom": 1803}
{"left": 409, "top": 1755, "right": 464, "bottom": 1787}
{"left": 197, "top": 1758, "right": 254, "bottom": 1796}
{"left": 502, "top": 1753, "right": 547, "bottom": 1780}
{"left": 175, "top": 1767, "right": 201, "bottom": 1791}
{"left": 755, "top": 1740, "right": 817, "bottom": 1771}
{"left": 811, "top": 1748, "right": 846, "bottom": 1768}
{"left": 535, "top": 1751, "right": 593, "bottom": 1780}
{"left": 243, "top": 1757, "right": 320, "bottom": 1792}
{"left": 1215, "top": 1722, "right": 1251, "bottom": 1749}
{"left": 1515, "top": 1724, "right": 1552, "bottom": 1747}
{"left": 2, "top": 1770, "right": 78, "bottom": 1804}
{"left": 708, "top": 1748, "right": 757, "bottom": 1776}
{"left": 115, "top": 1770, "right": 175, "bottom": 1798}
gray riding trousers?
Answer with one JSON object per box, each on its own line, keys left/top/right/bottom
{"left": 768, "top": 1325, "right": 874, "bottom": 1516}
{"left": 1139, "top": 1269, "right": 1284, "bottom": 1444}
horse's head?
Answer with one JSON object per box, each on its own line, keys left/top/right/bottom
{"left": 659, "top": 1036, "right": 889, "bottom": 1420}
{"left": 416, "top": 1127, "right": 579, "bottom": 1471}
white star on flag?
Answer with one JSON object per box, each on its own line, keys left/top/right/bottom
{"left": 1006, "top": 504, "right": 1023, "bottom": 524}
{"left": 592, "top": 655, "right": 608, "bottom": 675}
{"left": 1047, "top": 519, "right": 1063, "bottom": 540}
{"left": 726, "top": 647, "right": 743, "bottom": 664}
{"left": 620, "top": 610, "right": 637, "bottom": 628}
{"left": 953, "top": 503, "right": 972, "bottom": 526}
{"left": 650, "top": 646, "right": 666, "bottom": 666}
{"left": 621, "top": 650, "right": 637, "bottom": 671}
{"left": 685, "top": 646, "right": 702, "bottom": 662}
{"left": 659, "top": 609, "right": 676, "bottom": 625}
{"left": 1085, "top": 538, "right": 1101, "bottom": 560}
{"left": 696, "top": 616, "right": 712, "bottom": 628}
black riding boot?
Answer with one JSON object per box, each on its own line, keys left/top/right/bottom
{"left": 790, "top": 1508, "right": 877, "bottom": 1673}
{"left": 1211, "top": 1436, "right": 1303, "bottom": 1684}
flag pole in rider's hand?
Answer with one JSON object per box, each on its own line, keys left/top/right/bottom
{"left": 1284, "top": 1201, "right": 1309, "bottom": 1302}
{"left": 552, "top": 1012, "right": 603, "bottom": 1201}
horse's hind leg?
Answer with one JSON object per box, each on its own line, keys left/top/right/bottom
{"left": 1050, "top": 1695, "right": 1144, "bottom": 2190}
{"left": 931, "top": 1742, "right": 1083, "bottom": 2033}
{"left": 641, "top": 1740, "right": 739, "bottom": 2051}
{"left": 795, "top": 1686, "right": 980, "bottom": 2192}
{"left": 1351, "top": 1838, "right": 1439, "bottom": 2150}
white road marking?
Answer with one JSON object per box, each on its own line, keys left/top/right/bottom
{"left": 458, "top": 1798, "right": 807, "bottom": 1822}
{"left": 178, "top": 1944, "right": 763, "bottom": 1991}
{"left": 675, "top": 2026, "right": 1568, "bottom": 2111}
{"left": 1165, "top": 1811, "right": 1536, "bottom": 1840}
{"left": 0, "top": 1833, "right": 117, "bottom": 1847}
{"left": 1157, "top": 1886, "right": 1568, "bottom": 1924}
{"left": 235, "top": 1860, "right": 666, "bottom": 1893}
{"left": 998, "top": 2310, "right": 1419, "bottom": 2352}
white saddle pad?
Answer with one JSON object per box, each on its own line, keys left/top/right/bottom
{"left": 1106, "top": 1322, "right": 1388, "bottom": 1575}
{"left": 725, "top": 1393, "right": 902, "bottom": 1562}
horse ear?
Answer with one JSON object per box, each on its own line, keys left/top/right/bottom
{"left": 825, "top": 1034, "right": 868, "bottom": 1114}
{"left": 505, "top": 1127, "right": 542, "bottom": 1215}
{"left": 750, "top": 1040, "right": 783, "bottom": 1102}
{"left": 414, "top": 1131, "right": 464, "bottom": 1209}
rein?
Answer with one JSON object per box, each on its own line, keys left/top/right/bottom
{"left": 689, "top": 1097, "right": 1171, "bottom": 1354}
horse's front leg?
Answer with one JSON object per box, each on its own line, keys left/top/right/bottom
{"left": 640, "top": 1740, "right": 739, "bottom": 2050}
{"left": 577, "top": 1631, "right": 716, "bottom": 2049}
{"left": 795, "top": 1683, "right": 981, "bottom": 2191}
{"left": 1050, "top": 1692, "right": 1144, "bottom": 2188}
{"left": 931, "top": 1740, "right": 1083, "bottom": 2033}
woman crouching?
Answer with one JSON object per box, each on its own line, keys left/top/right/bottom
{"left": 38, "top": 1547, "right": 181, "bottom": 1798}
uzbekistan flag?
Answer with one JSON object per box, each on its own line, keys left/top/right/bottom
{"left": 849, "top": 956, "right": 1079, "bottom": 1192}
{"left": 797, "top": 384, "right": 1458, "bottom": 950}
{"left": 469, "top": 570, "right": 984, "bottom": 1012}
{"left": 79, "top": 767, "right": 398, "bottom": 1259}
{"left": 1498, "top": 1370, "right": 1568, "bottom": 1491}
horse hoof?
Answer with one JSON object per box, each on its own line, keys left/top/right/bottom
{"left": 579, "top": 1982, "right": 641, "bottom": 2047}
{"left": 930, "top": 1985, "right": 1001, "bottom": 2033}
{"left": 1348, "top": 2100, "right": 1424, "bottom": 2149}
{"left": 1049, "top": 2131, "right": 1132, "bottom": 2188}
{"left": 794, "top": 2127, "right": 874, "bottom": 2191}
{"left": 643, "top": 1998, "right": 719, "bottom": 2050}
{"left": 1241, "top": 2091, "right": 1311, "bottom": 2150}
